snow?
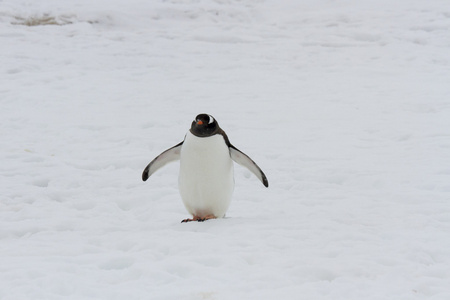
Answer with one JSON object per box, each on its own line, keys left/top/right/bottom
{"left": 1, "top": 0, "right": 450, "bottom": 299}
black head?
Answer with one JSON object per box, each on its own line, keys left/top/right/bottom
{"left": 190, "top": 114, "right": 220, "bottom": 137}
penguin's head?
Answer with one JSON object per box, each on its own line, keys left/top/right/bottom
{"left": 190, "top": 114, "right": 219, "bottom": 137}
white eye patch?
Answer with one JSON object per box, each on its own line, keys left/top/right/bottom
{"left": 208, "top": 115, "right": 215, "bottom": 124}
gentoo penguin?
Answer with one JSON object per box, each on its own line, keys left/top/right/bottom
{"left": 142, "top": 113, "right": 268, "bottom": 223}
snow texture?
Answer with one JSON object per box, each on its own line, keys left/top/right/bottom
{"left": 1, "top": 0, "right": 450, "bottom": 299}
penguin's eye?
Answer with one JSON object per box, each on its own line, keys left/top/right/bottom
{"left": 208, "top": 115, "right": 215, "bottom": 124}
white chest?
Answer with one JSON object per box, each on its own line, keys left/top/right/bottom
{"left": 178, "top": 132, "right": 234, "bottom": 218}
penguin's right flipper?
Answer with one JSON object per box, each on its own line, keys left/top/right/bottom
{"left": 142, "top": 142, "right": 183, "bottom": 181}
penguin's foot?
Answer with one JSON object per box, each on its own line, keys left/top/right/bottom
{"left": 181, "top": 215, "right": 216, "bottom": 223}
{"left": 181, "top": 218, "right": 194, "bottom": 223}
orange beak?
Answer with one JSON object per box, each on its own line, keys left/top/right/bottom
{"left": 197, "top": 120, "right": 203, "bottom": 125}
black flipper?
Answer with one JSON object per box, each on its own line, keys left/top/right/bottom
{"left": 229, "top": 145, "right": 269, "bottom": 187}
{"left": 142, "top": 142, "right": 183, "bottom": 181}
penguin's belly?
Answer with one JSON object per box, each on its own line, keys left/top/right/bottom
{"left": 179, "top": 132, "right": 234, "bottom": 218}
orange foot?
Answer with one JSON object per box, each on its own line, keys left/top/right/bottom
{"left": 181, "top": 215, "right": 216, "bottom": 223}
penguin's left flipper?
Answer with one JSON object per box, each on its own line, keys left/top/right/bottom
{"left": 142, "top": 142, "right": 183, "bottom": 181}
{"left": 229, "top": 145, "right": 269, "bottom": 188}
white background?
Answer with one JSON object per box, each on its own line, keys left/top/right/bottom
{"left": 1, "top": 1, "right": 450, "bottom": 299}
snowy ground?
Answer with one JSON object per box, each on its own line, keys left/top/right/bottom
{"left": 1, "top": 0, "right": 450, "bottom": 299}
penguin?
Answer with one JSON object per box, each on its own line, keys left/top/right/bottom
{"left": 142, "top": 113, "right": 268, "bottom": 223}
